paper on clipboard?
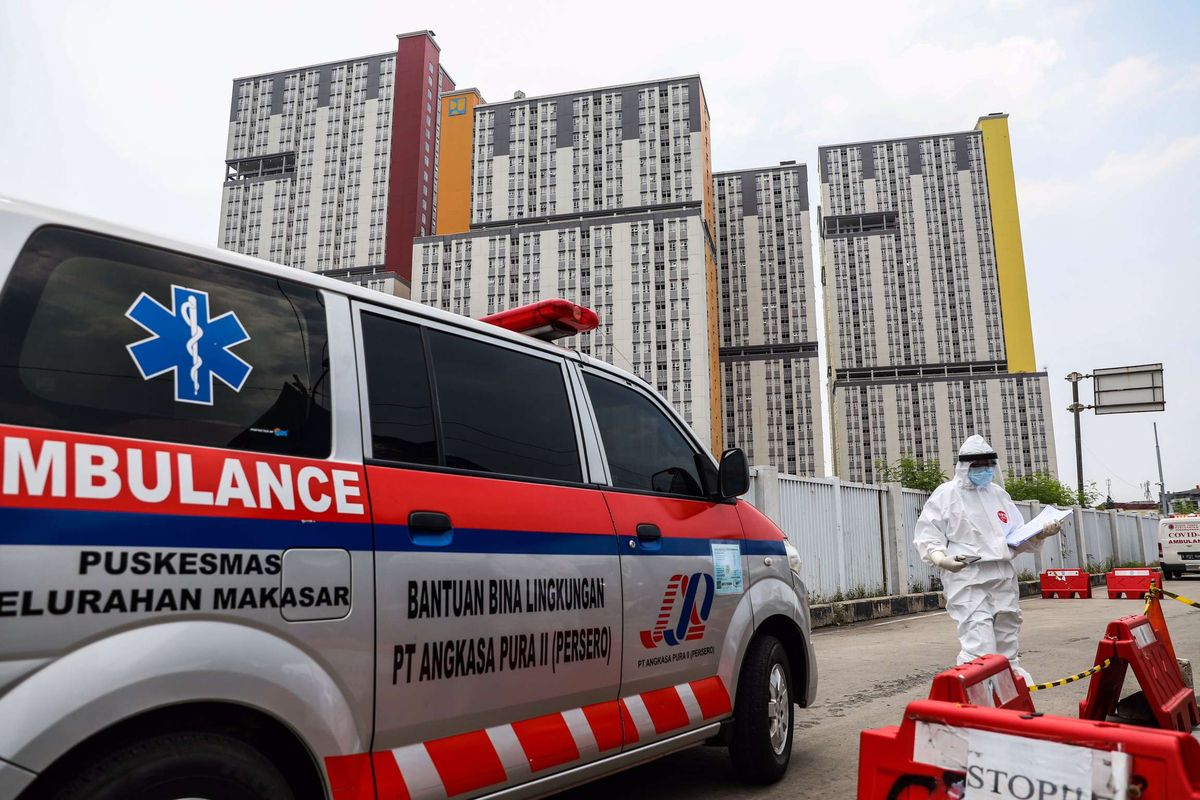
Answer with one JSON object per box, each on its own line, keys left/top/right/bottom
{"left": 1006, "top": 506, "right": 1071, "bottom": 548}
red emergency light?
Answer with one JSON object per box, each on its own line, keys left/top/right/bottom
{"left": 479, "top": 299, "right": 600, "bottom": 342}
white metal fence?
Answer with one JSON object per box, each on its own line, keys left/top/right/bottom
{"left": 746, "top": 467, "right": 1160, "bottom": 603}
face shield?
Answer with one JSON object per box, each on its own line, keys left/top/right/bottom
{"left": 954, "top": 435, "right": 1003, "bottom": 489}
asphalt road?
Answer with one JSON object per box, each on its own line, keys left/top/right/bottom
{"left": 554, "top": 576, "right": 1200, "bottom": 800}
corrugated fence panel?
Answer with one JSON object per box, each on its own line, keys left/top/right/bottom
{"left": 840, "top": 483, "right": 887, "bottom": 595}
{"left": 743, "top": 470, "right": 759, "bottom": 505}
{"left": 1139, "top": 516, "right": 1160, "bottom": 565}
{"left": 1054, "top": 511, "right": 1081, "bottom": 570}
{"left": 903, "top": 490, "right": 938, "bottom": 592}
{"left": 1115, "top": 514, "right": 1144, "bottom": 564}
{"left": 1081, "top": 509, "right": 1112, "bottom": 567}
{"left": 777, "top": 477, "right": 841, "bottom": 600}
{"left": 1009, "top": 500, "right": 1039, "bottom": 577}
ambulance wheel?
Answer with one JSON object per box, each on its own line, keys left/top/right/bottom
{"left": 729, "top": 634, "right": 793, "bottom": 784}
{"left": 50, "top": 731, "right": 293, "bottom": 800}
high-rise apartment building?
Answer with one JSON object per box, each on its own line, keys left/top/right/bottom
{"left": 818, "top": 114, "right": 1056, "bottom": 483}
{"left": 714, "top": 163, "right": 823, "bottom": 475}
{"left": 415, "top": 76, "right": 725, "bottom": 450}
{"left": 219, "top": 31, "right": 452, "bottom": 295}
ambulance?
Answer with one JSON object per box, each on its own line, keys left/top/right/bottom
{"left": 0, "top": 198, "right": 817, "bottom": 800}
{"left": 1159, "top": 514, "right": 1200, "bottom": 580}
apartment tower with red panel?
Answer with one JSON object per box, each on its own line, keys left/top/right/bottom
{"left": 219, "top": 31, "right": 453, "bottom": 296}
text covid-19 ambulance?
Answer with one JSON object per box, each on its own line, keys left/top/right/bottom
{"left": 1159, "top": 514, "right": 1200, "bottom": 580}
{"left": 0, "top": 198, "right": 817, "bottom": 800}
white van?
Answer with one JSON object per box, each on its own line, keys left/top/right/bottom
{"left": 0, "top": 198, "right": 816, "bottom": 800}
{"left": 1159, "top": 515, "right": 1200, "bottom": 580}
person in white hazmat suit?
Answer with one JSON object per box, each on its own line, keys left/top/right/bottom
{"left": 913, "top": 435, "right": 1062, "bottom": 684}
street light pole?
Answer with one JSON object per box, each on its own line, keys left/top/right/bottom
{"left": 1066, "top": 372, "right": 1087, "bottom": 506}
{"left": 1154, "top": 422, "right": 1168, "bottom": 515}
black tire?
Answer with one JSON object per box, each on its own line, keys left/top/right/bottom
{"left": 49, "top": 731, "right": 294, "bottom": 800}
{"left": 729, "top": 634, "right": 794, "bottom": 784}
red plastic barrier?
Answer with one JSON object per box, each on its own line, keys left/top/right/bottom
{"left": 1039, "top": 568, "right": 1092, "bottom": 598}
{"left": 1106, "top": 568, "right": 1166, "bottom": 599}
{"left": 927, "top": 654, "right": 1035, "bottom": 712}
{"left": 1079, "top": 613, "right": 1199, "bottom": 732}
{"left": 858, "top": 699, "right": 1200, "bottom": 799}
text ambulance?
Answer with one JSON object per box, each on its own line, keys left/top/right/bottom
{"left": 0, "top": 198, "right": 817, "bottom": 800}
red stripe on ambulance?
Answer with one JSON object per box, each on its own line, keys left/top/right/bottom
{"left": 0, "top": 424, "right": 365, "bottom": 521}
{"left": 688, "top": 676, "right": 733, "bottom": 718}
{"left": 371, "top": 751, "right": 412, "bottom": 800}
{"left": 323, "top": 753, "right": 375, "bottom": 800}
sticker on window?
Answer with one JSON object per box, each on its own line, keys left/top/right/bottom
{"left": 126, "top": 285, "right": 252, "bottom": 405}
{"left": 710, "top": 542, "right": 743, "bottom": 595}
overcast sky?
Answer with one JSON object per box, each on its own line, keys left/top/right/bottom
{"left": 2, "top": 0, "right": 1197, "bottom": 499}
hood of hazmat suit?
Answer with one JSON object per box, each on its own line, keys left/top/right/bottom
{"left": 912, "top": 434, "right": 1042, "bottom": 682}
{"left": 952, "top": 434, "right": 1004, "bottom": 490}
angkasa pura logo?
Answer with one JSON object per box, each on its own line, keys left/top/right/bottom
{"left": 640, "top": 572, "right": 714, "bottom": 648}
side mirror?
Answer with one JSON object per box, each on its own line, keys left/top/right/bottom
{"left": 717, "top": 448, "right": 749, "bottom": 499}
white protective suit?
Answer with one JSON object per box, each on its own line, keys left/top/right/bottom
{"left": 913, "top": 435, "right": 1046, "bottom": 683}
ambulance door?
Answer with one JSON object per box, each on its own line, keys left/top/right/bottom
{"left": 578, "top": 369, "right": 744, "bottom": 750}
{"left": 353, "top": 305, "right": 624, "bottom": 797}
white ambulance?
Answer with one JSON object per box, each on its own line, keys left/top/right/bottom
{"left": 0, "top": 198, "right": 817, "bottom": 800}
{"left": 1159, "top": 515, "right": 1200, "bottom": 580}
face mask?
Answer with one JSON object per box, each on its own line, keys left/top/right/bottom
{"left": 968, "top": 467, "right": 995, "bottom": 487}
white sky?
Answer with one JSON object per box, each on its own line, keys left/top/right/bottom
{"left": 1, "top": 0, "right": 1197, "bottom": 500}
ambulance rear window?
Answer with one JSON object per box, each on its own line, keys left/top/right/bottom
{"left": 0, "top": 226, "right": 331, "bottom": 457}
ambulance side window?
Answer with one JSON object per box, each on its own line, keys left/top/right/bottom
{"left": 583, "top": 373, "right": 705, "bottom": 498}
{"left": 427, "top": 331, "right": 581, "bottom": 483}
{"left": 0, "top": 226, "right": 331, "bottom": 457}
{"left": 360, "top": 313, "right": 437, "bottom": 465}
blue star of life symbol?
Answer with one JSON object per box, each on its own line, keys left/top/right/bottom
{"left": 125, "top": 285, "right": 252, "bottom": 405}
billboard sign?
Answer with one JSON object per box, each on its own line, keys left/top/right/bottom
{"left": 1092, "top": 363, "right": 1165, "bottom": 415}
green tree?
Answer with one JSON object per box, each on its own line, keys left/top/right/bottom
{"left": 875, "top": 456, "right": 947, "bottom": 492}
{"left": 1004, "top": 472, "right": 1091, "bottom": 507}
{"left": 1174, "top": 500, "right": 1199, "bottom": 515}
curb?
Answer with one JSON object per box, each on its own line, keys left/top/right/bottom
{"left": 810, "top": 591, "right": 944, "bottom": 628}
{"left": 810, "top": 574, "right": 1109, "bottom": 629}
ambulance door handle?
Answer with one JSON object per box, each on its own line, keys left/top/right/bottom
{"left": 636, "top": 523, "right": 662, "bottom": 541}
{"left": 409, "top": 511, "right": 452, "bottom": 533}
{"left": 407, "top": 511, "right": 453, "bottom": 547}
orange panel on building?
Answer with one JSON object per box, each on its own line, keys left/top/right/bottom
{"left": 436, "top": 88, "right": 484, "bottom": 235}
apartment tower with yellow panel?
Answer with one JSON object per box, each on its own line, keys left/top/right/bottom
{"left": 818, "top": 114, "right": 1056, "bottom": 483}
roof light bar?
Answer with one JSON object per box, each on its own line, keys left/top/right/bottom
{"left": 480, "top": 299, "right": 600, "bottom": 342}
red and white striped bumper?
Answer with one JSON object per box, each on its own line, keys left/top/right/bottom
{"left": 326, "top": 676, "right": 732, "bottom": 799}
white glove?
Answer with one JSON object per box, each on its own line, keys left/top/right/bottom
{"left": 930, "top": 550, "right": 966, "bottom": 573}
{"left": 1037, "top": 520, "right": 1063, "bottom": 540}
